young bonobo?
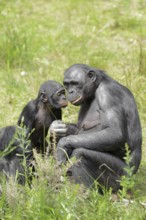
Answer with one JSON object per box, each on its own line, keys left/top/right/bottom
{"left": 0, "top": 125, "right": 32, "bottom": 185}
{"left": 18, "top": 80, "right": 68, "bottom": 154}
{"left": 51, "top": 64, "right": 142, "bottom": 192}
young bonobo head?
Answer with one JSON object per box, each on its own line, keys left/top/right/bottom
{"left": 38, "top": 80, "right": 68, "bottom": 109}
{"left": 63, "top": 64, "right": 103, "bottom": 105}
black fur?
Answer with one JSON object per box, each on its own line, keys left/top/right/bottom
{"left": 0, "top": 80, "right": 67, "bottom": 186}
{"left": 0, "top": 126, "right": 32, "bottom": 185}
{"left": 18, "top": 80, "right": 68, "bottom": 154}
{"left": 56, "top": 64, "right": 142, "bottom": 191}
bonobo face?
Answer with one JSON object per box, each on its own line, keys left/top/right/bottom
{"left": 38, "top": 80, "right": 68, "bottom": 109}
{"left": 63, "top": 65, "right": 97, "bottom": 106}
{"left": 51, "top": 87, "right": 68, "bottom": 108}
{"left": 63, "top": 69, "right": 85, "bottom": 106}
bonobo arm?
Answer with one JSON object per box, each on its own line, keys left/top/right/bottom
{"left": 66, "top": 123, "right": 78, "bottom": 135}
{"left": 57, "top": 106, "right": 126, "bottom": 152}
{"left": 18, "top": 100, "right": 37, "bottom": 135}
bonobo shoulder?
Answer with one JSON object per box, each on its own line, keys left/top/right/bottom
{"left": 18, "top": 99, "right": 38, "bottom": 125}
{"left": 96, "top": 81, "right": 112, "bottom": 110}
{"left": 24, "top": 99, "right": 38, "bottom": 113}
{"left": 96, "top": 77, "right": 134, "bottom": 111}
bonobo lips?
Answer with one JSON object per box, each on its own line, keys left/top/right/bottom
{"left": 71, "top": 96, "right": 83, "bottom": 105}
{"left": 43, "top": 98, "right": 48, "bottom": 103}
{"left": 60, "top": 100, "right": 68, "bottom": 107}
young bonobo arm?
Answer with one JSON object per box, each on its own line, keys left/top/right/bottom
{"left": 18, "top": 100, "right": 37, "bottom": 134}
{"left": 57, "top": 106, "right": 126, "bottom": 153}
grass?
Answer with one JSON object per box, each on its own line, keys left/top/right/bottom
{"left": 0, "top": 0, "right": 146, "bottom": 219}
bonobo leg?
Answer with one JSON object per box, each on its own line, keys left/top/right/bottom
{"left": 67, "top": 148, "right": 127, "bottom": 191}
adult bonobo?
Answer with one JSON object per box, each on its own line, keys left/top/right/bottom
{"left": 53, "top": 63, "right": 142, "bottom": 191}
{"left": 18, "top": 80, "right": 68, "bottom": 154}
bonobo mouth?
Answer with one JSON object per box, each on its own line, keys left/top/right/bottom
{"left": 42, "top": 98, "right": 48, "bottom": 103}
{"left": 60, "top": 100, "right": 68, "bottom": 108}
{"left": 71, "top": 96, "right": 83, "bottom": 105}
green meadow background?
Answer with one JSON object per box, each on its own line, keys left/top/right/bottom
{"left": 0, "top": 0, "right": 146, "bottom": 219}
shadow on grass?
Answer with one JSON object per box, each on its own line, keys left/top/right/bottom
{"left": 134, "top": 164, "right": 146, "bottom": 200}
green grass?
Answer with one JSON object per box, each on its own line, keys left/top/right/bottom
{"left": 0, "top": 0, "right": 146, "bottom": 219}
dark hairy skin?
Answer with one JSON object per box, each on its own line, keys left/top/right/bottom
{"left": 55, "top": 64, "right": 142, "bottom": 191}
{"left": 0, "top": 80, "right": 68, "bottom": 186}
{"left": 0, "top": 126, "right": 32, "bottom": 185}
{"left": 18, "top": 80, "right": 68, "bottom": 154}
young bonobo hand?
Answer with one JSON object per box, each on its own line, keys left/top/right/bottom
{"left": 50, "top": 120, "right": 68, "bottom": 138}
{"left": 50, "top": 120, "right": 69, "bottom": 164}
{"left": 50, "top": 120, "right": 78, "bottom": 164}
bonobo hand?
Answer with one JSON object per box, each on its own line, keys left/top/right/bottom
{"left": 56, "top": 136, "right": 73, "bottom": 164}
{"left": 50, "top": 120, "right": 68, "bottom": 138}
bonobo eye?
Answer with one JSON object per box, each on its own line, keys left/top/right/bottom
{"left": 71, "top": 81, "right": 79, "bottom": 86}
{"left": 41, "top": 92, "right": 46, "bottom": 97}
{"left": 57, "top": 89, "right": 65, "bottom": 96}
{"left": 63, "top": 82, "right": 68, "bottom": 89}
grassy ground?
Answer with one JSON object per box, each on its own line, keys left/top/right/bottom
{"left": 0, "top": 0, "right": 146, "bottom": 219}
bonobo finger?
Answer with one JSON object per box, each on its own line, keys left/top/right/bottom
{"left": 50, "top": 125, "right": 67, "bottom": 134}
{"left": 51, "top": 124, "right": 67, "bottom": 129}
{"left": 56, "top": 148, "right": 66, "bottom": 164}
{"left": 56, "top": 141, "right": 67, "bottom": 164}
{"left": 53, "top": 128, "right": 67, "bottom": 134}
{"left": 50, "top": 128, "right": 68, "bottom": 137}
{"left": 50, "top": 120, "right": 63, "bottom": 125}
{"left": 50, "top": 120, "right": 66, "bottom": 130}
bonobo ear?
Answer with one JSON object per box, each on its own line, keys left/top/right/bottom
{"left": 87, "top": 70, "right": 96, "bottom": 82}
{"left": 40, "top": 92, "right": 48, "bottom": 103}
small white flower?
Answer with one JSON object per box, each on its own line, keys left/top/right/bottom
{"left": 20, "top": 71, "right": 27, "bottom": 76}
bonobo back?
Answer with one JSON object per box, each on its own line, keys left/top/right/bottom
{"left": 121, "top": 85, "right": 142, "bottom": 173}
